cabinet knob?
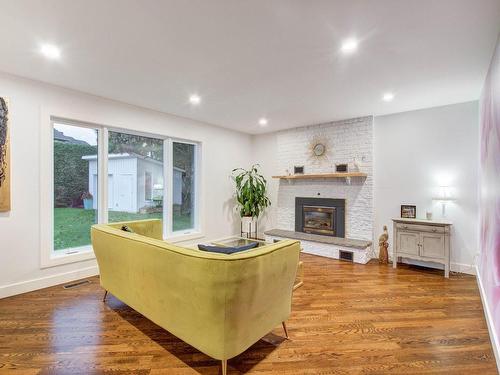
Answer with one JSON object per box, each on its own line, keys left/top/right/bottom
{"left": 432, "top": 228, "right": 437, "bottom": 232}
{"left": 403, "top": 225, "right": 408, "bottom": 229}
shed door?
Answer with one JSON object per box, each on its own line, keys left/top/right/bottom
{"left": 116, "top": 174, "right": 134, "bottom": 212}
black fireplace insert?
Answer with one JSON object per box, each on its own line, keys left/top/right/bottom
{"left": 295, "top": 197, "right": 345, "bottom": 237}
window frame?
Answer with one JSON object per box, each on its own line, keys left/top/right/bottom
{"left": 41, "top": 117, "right": 104, "bottom": 268}
{"left": 165, "top": 138, "right": 202, "bottom": 241}
{"left": 40, "top": 110, "right": 203, "bottom": 268}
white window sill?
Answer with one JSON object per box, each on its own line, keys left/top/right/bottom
{"left": 41, "top": 246, "right": 96, "bottom": 269}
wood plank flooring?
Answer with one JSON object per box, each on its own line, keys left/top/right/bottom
{"left": 0, "top": 254, "right": 497, "bottom": 374}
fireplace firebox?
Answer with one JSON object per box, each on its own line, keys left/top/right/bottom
{"left": 295, "top": 197, "right": 345, "bottom": 238}
{"left": 303, "top": 206, "right": 335, "bottom": 235}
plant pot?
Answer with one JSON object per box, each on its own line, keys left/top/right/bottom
{"left": 241, "top": 216, "right": 257, "bottom": 239}
{"left": 83, "top": 198, "right": 93, "bottom": 210}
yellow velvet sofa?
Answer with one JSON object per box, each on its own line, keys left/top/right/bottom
{"left": 91, "top": 219, "right": 301, "bottom": 374}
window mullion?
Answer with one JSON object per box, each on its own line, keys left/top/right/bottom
{"left": 98, "top": 127, "right": 109, "bottom": 223}
{"left": 194, "top": 143, "right": 201, "bottom": 233}
{"left": 163, "top": 138, "right": 173, "bottom": 238}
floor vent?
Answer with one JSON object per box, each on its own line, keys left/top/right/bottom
{"left": 63, "top": 280, "right": 91, "bottom": 289}
{"left": 339, "top": 250, "right": 353, "bottom": 262}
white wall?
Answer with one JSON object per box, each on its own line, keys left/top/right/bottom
{"left": 374, "top": 101, "right": 479, "bottom": 274}
{"left": 0, "top": 72, "right": 252, "bottom": 297}
{"left": 252, "top": 132, "right": 279, "bottom": 235}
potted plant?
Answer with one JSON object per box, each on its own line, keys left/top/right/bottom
{"left": 82, "top": 191, "right": 93, "bottom": 210}
{"left": 232, "top": 164, "right": 271, "bottom": 238}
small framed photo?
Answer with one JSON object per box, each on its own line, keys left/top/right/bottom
{"left": 401, "top": 205, "right": 416, "bottom": 219}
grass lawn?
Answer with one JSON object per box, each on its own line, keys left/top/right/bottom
{"left": 54, "top": 207, "right": 192, "bottom": 250}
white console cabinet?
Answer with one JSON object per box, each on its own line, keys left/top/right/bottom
{"left": 392, "top": 218, "right": 452, "bottom": 278}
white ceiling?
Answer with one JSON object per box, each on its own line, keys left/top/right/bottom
{"left": 0, "top": 0, "right": 499, "bottom": 134}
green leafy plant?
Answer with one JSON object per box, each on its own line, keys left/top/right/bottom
{"left": 53, "top": 142, "right": 97, "bottom": 207}
{"left": 232, "top": 164, "right": 271, "bottom": 218}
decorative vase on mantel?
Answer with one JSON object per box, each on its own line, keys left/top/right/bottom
{"left": 241, "top": 215, "right": 257, "bottom": 239}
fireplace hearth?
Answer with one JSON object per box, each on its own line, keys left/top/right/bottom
{"left": 295, "top": 197, "right": 345, "bottom": 238}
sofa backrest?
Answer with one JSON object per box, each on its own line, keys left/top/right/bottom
{"left": 107, "top": 218, "right": 163, "bottom": 239}
{"left": 91, "top": 220, "right": 300, "bottom": 361}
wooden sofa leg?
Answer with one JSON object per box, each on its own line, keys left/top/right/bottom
{"left": 282, "top": 321, "right": 289, "bottom": 339}
{"left": 221, "top": 359, "right": 227, "bottom": 375}
{"left": 103, "top": 290, "right": 108, "bottom": 302}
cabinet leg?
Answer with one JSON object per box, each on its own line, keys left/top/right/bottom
{"left": 444, "top": 263, "right": 450, "bottom": 278}
{"left": 392, "top": 255, "right": 397, "bottom": 269}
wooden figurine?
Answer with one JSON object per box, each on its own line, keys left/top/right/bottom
{"left": 378, "top": 225, "right": 389, "bottom": 264}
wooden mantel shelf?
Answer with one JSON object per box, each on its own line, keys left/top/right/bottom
{"left": 272, "top": 172, "right": 367, "bottom": 180}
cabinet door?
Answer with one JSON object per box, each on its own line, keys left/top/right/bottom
{"left": 397, "top": 231, "right": 419, "bottom": 256}
{"left": 420, "top": 233, "right": 445, "bottom": 259}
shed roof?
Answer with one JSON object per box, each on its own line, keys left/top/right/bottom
{"left": 82, "top": 153, "right": 185, "bottom": 172}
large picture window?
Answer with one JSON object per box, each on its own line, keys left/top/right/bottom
{"left": 46, "top": 119, "right": 200, "bottom": 266}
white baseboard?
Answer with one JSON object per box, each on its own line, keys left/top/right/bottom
{"left": 0, "top": 266, "right": 99, "bottom": 299}
{"left": 476, "top": 265, "right": 500, "bottom": 373}
{"left": 389, "top": 255, "right": 476, "bottom": 275}
{"left": 451, "top": 261, "right": 477, "bottom": 275}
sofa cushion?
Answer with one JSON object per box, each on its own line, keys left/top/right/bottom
{"left": 198, "top": 241, "right": 258, "bottom": 254}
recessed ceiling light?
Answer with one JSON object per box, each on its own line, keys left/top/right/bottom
{"left": 258, "top": 118, "right": 268, "bottom": 127}
{"left": 382, "top": 92, "right": 395, "bottom": 102}
{"left": 40, "top": 43, "right": 61, "bottom": 60}
{"left": 189, "top": 94, "right": 201, "bottom": 105}
{"left": 340, "top": 38, "right": 358, "bottom": 54}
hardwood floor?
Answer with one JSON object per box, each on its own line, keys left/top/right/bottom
{"left": 0, "top": 254, "right": 497, "bottom": 374}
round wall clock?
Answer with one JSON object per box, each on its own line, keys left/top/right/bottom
{"left": 308, "top": 133, "right": 331, "bottom": 163}
{"left": 313, "top": 143, "right": 326, "bottom": 157}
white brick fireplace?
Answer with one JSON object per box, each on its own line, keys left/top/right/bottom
{"left": 265, "top": 116, "right": 374, "bottom": 263}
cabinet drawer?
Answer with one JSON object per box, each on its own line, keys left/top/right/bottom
{"left": 397, "top": 231, "right": 419, "bottom": 256}
{"left": 421, "top": 232, "right": 445, "bottom": 258}
{"left": 396, "top": 223, "right": 445, "bottom": 234}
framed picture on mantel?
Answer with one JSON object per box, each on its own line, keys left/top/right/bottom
{"left": 401, "top": 205, "right": 416, "bottom": 219}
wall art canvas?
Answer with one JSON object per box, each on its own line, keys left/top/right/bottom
{"left": 479, "top": 35, "right": 500, "bottom": 347}
{"left": 0, "top": 97, "right": 10, "bottom": 212}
